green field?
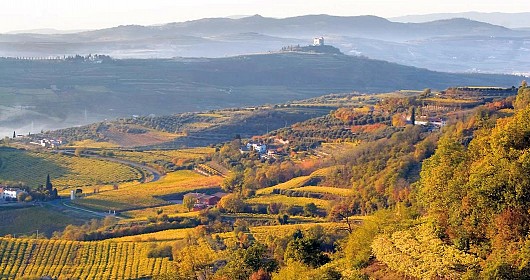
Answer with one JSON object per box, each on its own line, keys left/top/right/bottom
{"left": 0, "top": 147, "right": 141, "bottom": 188}
{"left": 0, "top": 206, "right": 86, "bottom": 238}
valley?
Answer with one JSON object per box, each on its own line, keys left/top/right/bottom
{"left": 0, "top": 84, "right": 528, "bottom": 279}
{"left": 0, "top": 49, "right": 522, "bottom": 137}
{"left": 1, "top": 6, "right": 530, "bottom": 279}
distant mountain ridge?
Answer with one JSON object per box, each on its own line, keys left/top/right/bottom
{"left": 1, "top": 14, "right": 528, "bottom": 74}
{"left": 71, "top": 14, "right": 520, "bottom": 41}
{"left": 391, "top": 12, "right": 530, "bottom": 29}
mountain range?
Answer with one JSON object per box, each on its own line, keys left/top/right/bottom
{"left": 1, "top": 14, "right": 529, "bottom": 74}
{"left": 391, "top": 12, "right": 530, "bottom": 29}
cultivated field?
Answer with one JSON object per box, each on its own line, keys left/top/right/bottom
{"left": 72, "top": 170, "right": 222, "bottom": 212}
{"left": 0, "top": 148, "right": 141, "bottom": 188}
{"left": 0, "top": 238, "right": 173, "bottom": 279}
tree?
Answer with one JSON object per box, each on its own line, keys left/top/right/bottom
{"left": 17, "top": 192, "right": 28, "bottom": 202}
{"left": 328, "top": 199, "right": 360, "bottom": 234}
{"left": 420, "top": 88, "right": 431, "bottom": 98}
{"left": 277, "top": 214, "right": 289, "bottom": 225}
{"left": 217, "top": 194, "right": 246, "bottom": 213}
{"left": 182, "top": 195, "right": 196, "bottom": 212}
{"left": 12, "top": 131, "right": 15, "bottom": 139}
{"left": 174, "top": 237, "right": 219, "bottom": 279}
{"left": 45, "top": 174, "right": 53, "bottom": 192}
{"left": 284, "top": 231, "right": 330, "bottom": 268}
{"left": 514, "top": 82, "right": 530, "bottom": 110}
{"left": 392, "top": 113, "right": 406, "bottom": 127}
{"left": 303, "top": 203, "right": 318, "bottom": 217}
{"left": 217, "top": 242, "right": 277, "bottom": 280}
{"left": 410, "top": 106, "right": 416, "bottom": 125}
{"left": 74, "top": 147, "right": 84, "bottom": 157}
{"left": 222, "top": 171, "right": 244, "bottom": 193}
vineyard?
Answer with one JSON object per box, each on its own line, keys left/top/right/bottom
{"left": 195, "top": 164, "right": 224, "bottom": 177}
{"left": 0, "top": 238, "right": 173, "bottom": 279}
{"left": 72, "top": 170, "right": 223, "bottom": 211}
{"left": 245, "top": 194, "right": 331, "bottom": 209}
{"left": 110, "top": 148, "right": 214, "bottom": 165}
{"left": 0, "top": 148, "right": 141, "bottom": 188}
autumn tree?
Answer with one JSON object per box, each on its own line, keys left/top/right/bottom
{"left": 217, "top": 194, "right": 246, "bottom": 213}
{"left": 183, "top": 195, "right": 196, "bottom": 212}
{"left": 514, "top": 81, "right": 530, "bottom": 110}
{"left": 173, "top": 236, "right": 219, "bottom": 279}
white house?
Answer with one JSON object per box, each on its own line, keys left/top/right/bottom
{"left": 246, "top": 142, "right": 267, "bottom": 154}
{"left": 2, "top": 188, "right": 26, "bottom": 200}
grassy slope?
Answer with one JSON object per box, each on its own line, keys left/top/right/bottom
{"left": 72, "top": 170, "right": 223, "bottom": 211}
{"left": 0, "top": 206, "right": 85, "bottom": 237}
{"left": 0, "top": 53, "right": 521, "bottom": 136}
{"left": 0, "top": 147, "right": 141, "bottom": 188}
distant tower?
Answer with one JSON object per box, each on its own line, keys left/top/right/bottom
{"left": 313, "top": 37, "right": 325, "bottom": 46}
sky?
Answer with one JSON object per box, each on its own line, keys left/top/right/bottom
{"left": 1, "top": 0, "right": 529, "bottom": 33}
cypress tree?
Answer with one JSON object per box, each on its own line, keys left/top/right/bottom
{"left": 45, "top": 174, "right": 53, "bottom": 191}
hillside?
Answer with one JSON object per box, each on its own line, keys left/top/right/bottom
{"left": 0, "top": 84, "right": 528, "bottom": 279}
{"left": 0, "top": 52, "right": 522, "bottom": 137}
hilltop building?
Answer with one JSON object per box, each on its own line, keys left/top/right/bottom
{"left": 313, "top": 37, "right": 325, "bottom": 46}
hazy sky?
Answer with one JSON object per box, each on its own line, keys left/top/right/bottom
{"left": 1, "top": 0, "right": 529, "bottom": 32}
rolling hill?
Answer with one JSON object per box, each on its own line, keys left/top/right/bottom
{"left": 0, "top": 49, "right": 522, "bottom": 137}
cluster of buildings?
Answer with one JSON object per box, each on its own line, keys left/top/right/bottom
{"left": 239, "top": 141, "right": 279, "bottom": 159}
{"left": 29, "top": 138, "right": 64, "bottom": 148}
{"left": 0, "top": 186, "right": 27, "bottom": 201}
{"left": 182, "top": 192, "right": 227, "bottom": 210}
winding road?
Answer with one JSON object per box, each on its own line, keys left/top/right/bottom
{"left": 44, "top": 149, "right": 165, "bottom": 219}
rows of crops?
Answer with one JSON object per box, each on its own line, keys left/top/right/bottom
{"left": 111, "top": 147, "right": 214, "bottom": 165}
{"left": 73, "top": 170, "right": 223, "bottom": 211}
{"left": 0, "top": 149, "right": 141, "bottom": 188}
{"left": 0, "top": 238, "right": 173, "bottom": 279}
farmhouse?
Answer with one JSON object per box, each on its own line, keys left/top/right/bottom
{"left": 182, "top": 192, "right": 227, "bottom": 209}
{"left": 245, "top": 142, "right": 267, "bottom": 154}
{"left": 1, "top": 187, "right": 27, "bottom": 200}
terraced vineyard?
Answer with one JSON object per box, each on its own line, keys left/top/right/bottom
{"left": 0, "top": 238, "right": 173, "bottom": 279}
{"left": 0, "top": 148, "right": 141, "bottom": 188}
